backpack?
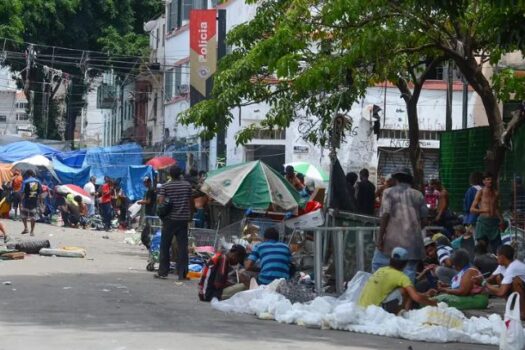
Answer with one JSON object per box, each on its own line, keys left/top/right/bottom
{"left": 198, "top": 254, "right": 229, "bottom": 302}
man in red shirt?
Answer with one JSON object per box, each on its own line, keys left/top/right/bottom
{"left": 99, "top": 177, "right": 113, "bottom": 231}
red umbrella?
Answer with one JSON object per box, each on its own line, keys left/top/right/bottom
{"left": 146, "top": 156, "right": 176, "bottom": 170}
{"left": 56, "top": 184, "right": 93, "bottom": 205}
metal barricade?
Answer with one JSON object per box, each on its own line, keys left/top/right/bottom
{"left": 308, "top": 225, "right": 379, "bottom": 296}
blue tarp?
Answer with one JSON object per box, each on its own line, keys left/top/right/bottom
{"left": 84, "top": 143, "right": 143, "bottom": 183}
{"left": 54, "top": 149, "right": 86, "bottom": 168}
{"left": 0, "top": 141, "right": 59, "bottom": 163}
{"left": 53, "top": 158, "right": 91, "bottom": 187}
{"left": 124, "top": 165, "right": 154, "bottom": 201}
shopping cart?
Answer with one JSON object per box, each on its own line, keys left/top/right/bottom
{"left": 144, "top": 215, "right": 163, "bottom": 271}
{"left": 188, "top": 215, "right": 221, "bottom": 251}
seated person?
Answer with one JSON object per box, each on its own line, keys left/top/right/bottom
{"left": 434, "top": 249, "right": 488, "bottom": 310}
{"left": 451, "top": 225, "right": 475, "bottom": 260}
{"left": 485, "top": 245, "right": 525, "bottom": 320}
{"left": 359, "top": 247, "right": 437, "bottom": 314}
{"left": 244, "top": 227, "right": 292, "bottom": 286}
{"left": 66, "top": 194, "right": 81, "bottom": 228}
{"left": 473, "top": 240, "right": 498, "bottom": 277}
{"left": 435, "top": 242, "right": 457, "bottom": 285}
{"left": 199, "top": 244, "right": 247, "bottom": 301}
{"left": 416, "top": 238, "right": 457, "bottom": 291}
{"left": 74, "top": 195, "right": 88, "bottom": 229}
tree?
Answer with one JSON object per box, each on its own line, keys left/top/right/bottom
{"left": 3, "top": 0, "right": 164, "bottom": 141}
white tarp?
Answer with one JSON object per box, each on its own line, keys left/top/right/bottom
{"left": 211, "top": 279, "right": 513, "bottom": 345}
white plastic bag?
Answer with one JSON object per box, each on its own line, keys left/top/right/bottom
{"left": 500, "top": 292, "right": 525, "bottom": 350}
{"left": 338, "top": 271, "right": 371, "bottom": 303}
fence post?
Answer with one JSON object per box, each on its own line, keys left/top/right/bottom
{"left": 334, "top": 229, "right": 345, "bottom": 295}
{"left": 314, "top": 229, "right": 323, "bottom": 295}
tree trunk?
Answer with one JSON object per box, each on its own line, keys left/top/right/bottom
{"left": 396, "top": 79, "right": 424, "bottom": 190}
{"left": 452, "top": 56, "right": 506, "bottom": 180}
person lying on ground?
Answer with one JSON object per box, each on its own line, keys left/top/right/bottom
{"left": 244, "top": 227, "right": 292, "bottom": 287}
{"left": 484, "top": 244, "right": 525, "bottom": 320}
{"left": 199, "top": 244, "right": 247, "bottom": 301}
{"left": 433, "top": 249, "right": 488, "bottom": 310}
{"left": 359, "top": 247, "right": 437, "bottom": 315}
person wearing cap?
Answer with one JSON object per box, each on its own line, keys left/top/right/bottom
{"left": 199, "top": 244, "right": 248, "bottom": 301}
{"left": 373, "top": 167, "right": 428, "bottom": 282}
{"left": 285, "top": 165, "right": 305, "bottom": 192}
{"left": 138, "top": 176, "right": 156, "bottom": 217}
{"left": 83, "top": 176, "right": 97, "bottom": 217}
{"left": 359, "top": 247, "right": 437, "bottom": 313}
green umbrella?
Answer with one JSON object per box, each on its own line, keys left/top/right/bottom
{"left": 201, "top": 161, "right": 305, "bottom": 210}
{"left": 286, "top": 161, "right": 329, "bottom": 185}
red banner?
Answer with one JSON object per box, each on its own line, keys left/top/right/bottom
{"left": 190, "top": 9, "right": 217, "bottom": 103}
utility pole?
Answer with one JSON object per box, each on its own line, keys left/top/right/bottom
{"left": 79, "top": 52, "right": 89, "bottom": 148}
{"left": 445, "top": 60, "right": 453, "bottom": 131}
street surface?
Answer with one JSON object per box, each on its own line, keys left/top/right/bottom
{"left": 0, "top": 219, "right": 495, "bottom": 350}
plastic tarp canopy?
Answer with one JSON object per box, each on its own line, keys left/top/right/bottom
{"left": 54, "top": 149, "right": 86, "bottom": 168}
{"left": 83, "top": 143, "right": 143, "bottom": 183}
{"left": 53, "top": 157, "right": 91, "bottom": 187}
{"left": 0, "top": 141, "right": 59, "bottom": 163}
{"left": 123, "top": 165, "right": 154, "bottom": 201}
{"left": 0, "top": 163, "right": 13, "bottom": 186}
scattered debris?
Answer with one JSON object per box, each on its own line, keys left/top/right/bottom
{"left": 2, "top": 281, "right": 11, "bottom": 285}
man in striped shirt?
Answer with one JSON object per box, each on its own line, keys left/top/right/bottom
{"left": 245, "top": 227, "right": 292, "bottom": 285}
{"left": 155, "top": 166, "right": 193, "bottom": 280}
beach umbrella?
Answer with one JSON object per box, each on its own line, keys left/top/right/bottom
{"left": 201, "top": 160, "right": 304, "bottom": 211}
{"left": 286, "top": 161, "right": 329, "bottom": 186}
{"left": 55, "top": 184, "right": 93, "bottom": 204}
{"left": 146, "top": 156, "right": 176, "bottom": 170}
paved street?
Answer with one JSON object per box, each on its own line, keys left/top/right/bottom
{"left": 0, "top": 219, "right": 495, "bottom": 350}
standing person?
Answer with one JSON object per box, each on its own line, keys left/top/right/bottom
{"left": 99, "top": 177, "right": 113, "bottom": 231}
{"left": 138, "top": 176, "right": 156, "bottom": 217}
{"left": 10, "top": 169, "right": 23, "bottom": 220}
{"left": 463, "top": 172, "right": 483, "bottom": 226}
{"left": 470, "top": 172, "right": 504, "bottom": 253}
{"left": 155, "top": 166, "right": 192, "bottom": 280}
{"left": 345, "top": 172, "right": 358, "bottom": 212}
{"left": 20, "top": 170, "right": 42, "bottom": 236}
{"left": 83, "top": 176, "right": 97, "bottom": 217}
{"left": 285, "top": 165, "right": 305, "bottom": 191}
{"left": 356, "top": 168, "right": 376, "bottom": 215}
{"left": 373, "top": 167, "right": 428, "bottom": 282}
{"left": 431, "top": 179, "right": 451, "bottom": 233}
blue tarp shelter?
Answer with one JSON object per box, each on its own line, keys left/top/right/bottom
{"left": 124, "top": 165, "right": 154, "bottom": 201}
{"left": 84, "top": 143, "right": 143, "bottom": 183}
{"left": 52, "top": 158, "right": 91, "bottom": 187}
{"left": 54, "top": 149, "right": 86, "bottom": 168}
{"left": 0, "top": 141, "right": 59, "bottom": 163}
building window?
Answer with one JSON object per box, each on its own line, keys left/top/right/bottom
{"left": 252, "top": 128, "right": 286, "bottom": 140}
{"left": 167, "top": 1, "right": 180, "bottom": 32}
{"left": 16, "top": 113, "right": 28, "bottom": 121}
{"left": 174, "top": 66, "right": 182, "bottom": 96}
{"left": 153, "top": 93, "right": 158, "bottom": 119}
{"left": 162, "top": 24, "right": 165, "bottom": 45}
{"left": 165, "top": 69, "right": 174, "bottom": 101}
{"left": 0, "top": 115, "right": 6, "bottom": 123}
{"left": 97, "top": 83, "right": 116, "bottom": 109}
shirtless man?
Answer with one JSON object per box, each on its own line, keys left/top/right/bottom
{"left": 470, "top": 172, "right": 504, "bottom": 253}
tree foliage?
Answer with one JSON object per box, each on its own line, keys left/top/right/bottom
{"left": 181, "top": 0, "right": 525, "bottom": 177}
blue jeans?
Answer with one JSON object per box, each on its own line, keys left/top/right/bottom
{"left": 372, "top": 249, "right": 419, "bottom": 283}
{"left": 99, "top": 203, "right": 113, "bottom": 230}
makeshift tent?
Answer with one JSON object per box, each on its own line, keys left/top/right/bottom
{"left": 0, "top": 141, "right": 59, "bottom": 163}
{"left": 13, "top": 155, "right": 59, "bottom": 181}
{"left": 0, "top": 163, "right": 13, "bottom": 186}
{"left": 201, "top": 160, "right": 305, "bottom": 211}
{"left": 83, "top": 143, "right": 143, "bottom": 183}
{"left": 53, "top": 158, "right": 91, "bottom": 187}
{"left": 124, "top": 165, "right": 154, "bottom": 201}
{"left": 54, "top": 149, "right": 86, "bottom": 168}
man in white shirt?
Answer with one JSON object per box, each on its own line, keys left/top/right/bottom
{"left": 83, "top": 176, "right": 97, "bottom": 217}
{"left": 485, "top": 245, "right": 525, "bottom": 319}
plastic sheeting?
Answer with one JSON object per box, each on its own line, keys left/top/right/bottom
{"left": 124, "top": 165, "right": 154, "bottom": 201}
{"left": 53, "top": 158, "right": 91, "bottom": 187}
{"left": 0, "top": 141, "right": 59, "bottom": 163}
{"left": 54, "top": 149, "right": 86, "bottom": 168}
{"left": 211, "top": 279, "right": 513, "bottom": 346}
{"left": 83, "top": 143, "right": 143, "bottom": 183}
